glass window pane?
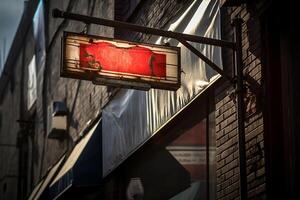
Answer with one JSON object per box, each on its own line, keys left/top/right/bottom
{"left": 167, "top": 119, "right": 207, "bottom": 200}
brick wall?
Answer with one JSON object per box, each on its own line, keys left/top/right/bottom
{"left": 215, "top": 2, "right": 266, "bottom": 199}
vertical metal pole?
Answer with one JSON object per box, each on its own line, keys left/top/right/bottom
{"left": 206, "top": 96, "right": 210, "bottom": 200}
{"left": 233, "top": 18, "right": 247, "bottom": 200}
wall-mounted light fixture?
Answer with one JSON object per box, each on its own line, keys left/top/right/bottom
{"left": 47, "top": 101, "right": 68, "bottom": 139}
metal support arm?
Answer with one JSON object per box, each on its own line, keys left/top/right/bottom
{"left": 178, "top": 39, "right": 232, "bottom": 81}
{"left": 52, "top": 9, "right": 235, "bottom": 49}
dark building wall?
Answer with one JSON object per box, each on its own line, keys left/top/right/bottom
{"left": 0, "top": 0, "right": 113, "bottom": 199}
{"left": 260, "top": 2, "right": 300, "bottom": 199}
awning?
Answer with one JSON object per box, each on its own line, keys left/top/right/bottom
{"left": 48, "top": 119, "right": 102, "bottom": 200}
{"left": 27, "top": 154, "right": 66, "bottom": 200}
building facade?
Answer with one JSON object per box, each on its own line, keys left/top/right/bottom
{"left": 0, "top": 0, "right": 299, "bottom": 199}
{"left": 0, "top": 0, "right": 113, "bottom": 199}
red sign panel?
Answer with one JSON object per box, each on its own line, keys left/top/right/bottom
{"left": 62, "top": 32, "right": 181, "bottom": 90}
{"left": 80, "top": 42, "right": 166, "bottom": 77}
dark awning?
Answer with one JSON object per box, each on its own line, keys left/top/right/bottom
{"left": 47, "top": 119, "right": 102, "bottom": 200}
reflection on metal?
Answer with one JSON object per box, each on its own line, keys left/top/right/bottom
{"left": 62, "top": 32, "right": 181, "bottom": 91}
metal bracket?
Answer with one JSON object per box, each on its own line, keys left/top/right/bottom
{"left": 52, "top": 8, "right": 236, "bottom": 82}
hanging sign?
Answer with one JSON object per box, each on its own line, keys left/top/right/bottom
{"left": 61, "top": 32, "right": 181, "bottom": 90}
